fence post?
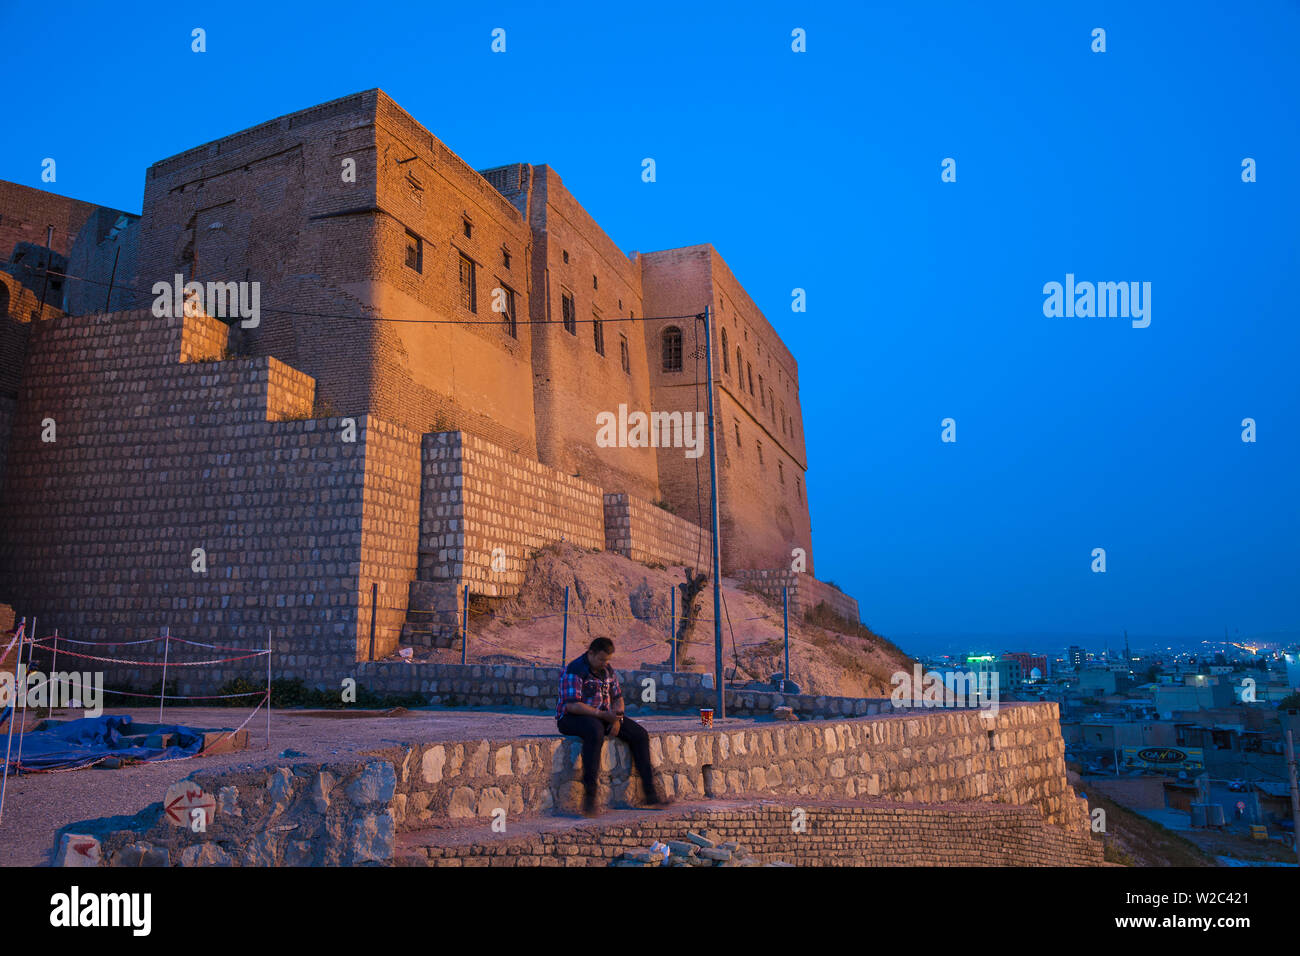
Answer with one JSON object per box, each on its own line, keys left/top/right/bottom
{"left": 159, "top": 626, "right": 170, "bottom": 723}
{"left": 0, "top": 619, "right": 24, "bottom": 822}
{"left": 461, "top": 584, "right": 469, "bottom": 666}
{"left": 15, "top": 618, "right": 36, "bottom": 775}
{"left": 266, "top": 628, "right": 272, "bottom": 750}
{"left": 782, "top": 586, "right": 790, "bottom": 691}
{"left": 368, "top": 582, "right": 378, "bottom": 662}
{"left": 670, "top": 588, "right": 677, "bottom": 672}
{"left": 48, "top": 628, "right": 58, "bottom": 718}
{"left": 561, "top": 585, "right": 569, "bottom": 665}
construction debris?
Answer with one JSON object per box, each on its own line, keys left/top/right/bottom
{"left": 611, "top": 829, "right": 790, "bottom": 867}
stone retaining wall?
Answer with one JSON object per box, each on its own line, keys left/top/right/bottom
{"left": 352, "top": 660, "right": 886, "bottom": 720}
{"left": 58, "top": 701, "right": 1090, "bottom": 867}
{"left": 404, "top": 803, "right": 1105, "bottom": 867}
{"left": 0, "top": 308, "right": 424, "bottom": 692}
{"left": 382, "top": 702, "right": 1086, "bottom": 831}
{"left": 418, "top": 430, "right": 606, "bottom": 597}
{"left": 602, "top": 492, "right": 712, "bottom": 570}
{"left": 57, "top": 758, "right": 401, "bottom": 867}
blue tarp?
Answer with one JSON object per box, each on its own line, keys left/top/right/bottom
{"left": 1, "top": 714, "right": 205, "bottom": 771}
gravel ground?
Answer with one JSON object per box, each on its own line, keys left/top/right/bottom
{"left": 0, "top": 705, "right": 773, "bottom": 866}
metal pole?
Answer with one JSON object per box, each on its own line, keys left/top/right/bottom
{"left": 670, "top": 587, "right": 676, "bottom": 673}
{"left": 14, "top": 617, "right": 35, "bottom": 776}
{"left": 782, "top": 586, "right": 790, "bottom": 690}
{"left": 37, "top": 225, "right": 53, "bottom": 320}
{"left": 561, "top": 585, "right": 569, "bottom": 664}
{"left": 1284, "top": 715, "right": 1300, "bottom": 865}
{"left": 461, "top": 584, "right": 468, "bottom": 666}
{"left": 1, "top": 620, "right": 25, "bottom": 822}
{"left": 104, "top": 246, "right": 121, "bottom": 313}
{"left": 701, "top": 306, "right": 725, "bottom": 719}
{"left": 159, "top": 626, "right": 170, "bottom": 723}
{"left": 48, "top": 628, "right": 58, "bottom": 719}
{"left": 266, "top": 629, "right": 272, "bottom": 750}
{"left": 368, "top": 582, "right": 378, "bottom": 662}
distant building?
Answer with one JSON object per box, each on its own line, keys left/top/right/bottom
{"left": 1079, "top": 719, "right": 1176, "bottom": 751}
{"left": 1004, "top": 651, "right": 1049, "bottom": 681}
{"left": 1078, "top": 668, "right": 1132, "bottom": 696}
{"left": 1153, "top": 680, "right": 1235, "bottom": 717}
{"left": 1283, "top": 652, "right": 1300, "bottom": 691}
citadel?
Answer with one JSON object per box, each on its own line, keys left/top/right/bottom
{"left": 0, "top": 89, "right": 858, "bottom": 690}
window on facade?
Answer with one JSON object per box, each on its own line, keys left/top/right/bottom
{"left": 502, "top": 246, "right": 511, "bottom": 269}
{"left": 405, "top": 230, "right": 422, "bottom": 273}
{"left": 499, "top": 284, "right": 517, "bottom": 338}
{"left": 458, "top": 252, "right": 476, "bottom": 311}
{"left": 662, "top": 326, "right": 683, "bottom": 372}
{"left": 619, "top": 335, "right": 630, "bottom": 373}
{"left": 463, "top": 219, "right": 473, "bottom": 239}
{"left": 778, "top": 461, "right": 785, "bottom": 484}
{"left": 561, "top": 291, "right": 576, "bottom": 334}
{"left": 722, "top": 329, "right": 730, "bottom": 373}
{"left": 756, "top": 442, "right": 764, "bottom": 466}
{"left": 796, "top": 476, "right": 802, "bottom": 500}
{"left": 770, "top": 390, "right": 776, "bottom": 421}
{"left": 593, "top": 312, "right": 605, "bottom": 355}
{"left": 736, "top": 348, "right": 742, "bottom": 382}
{"left": 562, "top": 250, "right": 569, "bottom": 264}
{"left": 747, "top": 363, "right": 754, "bottom": 395}
{"left": 593, "top": 274, "right": 598, "bottom": 290}
{"left": 759, "top": 375, "right": 765, "bottom": 407}
{"left": 734, "top": 422, "right": 741, "bottom": 448}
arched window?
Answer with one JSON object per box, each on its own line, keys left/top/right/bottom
{"left": 721, "top": 328, "right": 730, "bottom": 374}
{"left": 662, "top": 326, "right": 683, "bottom": 372}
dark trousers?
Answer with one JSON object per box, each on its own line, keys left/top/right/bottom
{"left": 556, "top": 713, "right": 656, "bottom": 797}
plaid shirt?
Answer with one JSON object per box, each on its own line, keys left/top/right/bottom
{"left": 556, "top": 654, "right": 623, "bottom": 721}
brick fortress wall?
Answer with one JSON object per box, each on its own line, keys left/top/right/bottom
{"left": 0, "top": 180, "right": 120, "bottom": 261}
{"left": 0, "top": 307, "right": 425, "bottom": 691}
{"left": 640, "top": 245, "right": 814, "bottom": 575}
{"left": 0, "top": 305, "right": 732, "bottom": 688}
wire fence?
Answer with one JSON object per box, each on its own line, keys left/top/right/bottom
{"left": 0, "top": 618, "right": 273, "bottom": 820}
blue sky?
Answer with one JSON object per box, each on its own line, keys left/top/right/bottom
{"left": 3, "top": 1, "right": 1296, "bottom": 654}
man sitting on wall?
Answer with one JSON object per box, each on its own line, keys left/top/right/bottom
{"left": 556, "top": 637, "right": 668, "bottom": 817}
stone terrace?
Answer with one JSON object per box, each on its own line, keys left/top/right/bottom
{"left": 22, "top": 701, "right": 1097, "bottom": 866}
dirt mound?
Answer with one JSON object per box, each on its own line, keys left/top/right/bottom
{"left": 408, "top": 543, "right": 915, "bottom": 697}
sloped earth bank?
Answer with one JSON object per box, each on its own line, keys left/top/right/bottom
{"left": 402, "top": 543, "right": 915, "bottom": 698}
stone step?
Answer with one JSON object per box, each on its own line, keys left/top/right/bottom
{"left": 400, "top": 622, "right": 463, "bottom": 649}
